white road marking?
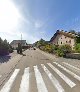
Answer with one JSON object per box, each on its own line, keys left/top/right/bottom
{"left": 41, "top": 64, "right": 64, "bottom": 92}
{"left": 34, "top": 65, "right": 48, "bottom": 92}
{"left": 0, "top": 69, "right": 20, "bottom": 92}
{"left": 0, "top": 75, "right": 2, "bottom": 78}
{"left": 47, "top": 63, "right": 76, "bottom": 88}
{"left": 19, "top": 67, "right": 29, "bottom": 92}
{"left": 63, "top": 62, "right": 80, "bottom": 71}
{"left": 53, "top": 62, "right": 80, "bottom": 83}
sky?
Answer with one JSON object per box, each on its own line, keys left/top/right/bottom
{"left": 0, "top": 0, "right": 80, "bottom": 43}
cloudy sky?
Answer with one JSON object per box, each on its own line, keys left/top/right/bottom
{"left": 0, "top": 0, "right": 80, "bottom": 43}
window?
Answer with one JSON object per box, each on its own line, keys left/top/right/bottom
{"left": 61, "top": 42, "right": 62, "bottom": 44}
{"left": 69, "top": 40, "right": 71, "bottom": 43}
{"left": 66, "top": 41, "right": 67, "bottom": 43}
{"left": 65, "top": 37, "right": 66, "bottom": 39}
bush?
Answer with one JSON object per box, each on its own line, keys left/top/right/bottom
{"left": 0, "top": 38, "right": 13, "bottom": 55}
{"left": 59, "top": 44, "right": 72, "bottom": 53}
{"left": 9, "top": 45, "right": 13, "bottom": 53}
{"left": 74, "top": 43, "right": 80, "bottom": 53}
{"left": 56, "top": 45, "right": 72, "bottom": 57}
{"left": 56, "top": 49, "right": 64, "bottom": 57}
{"left": 39, "top": 43, "right": 55, "bottom": 53}
{"left": 0, "top": 39, "right": 9, "bottom": 55}
{"left": 44, "top": 44, "right": 52, "bottom": 53}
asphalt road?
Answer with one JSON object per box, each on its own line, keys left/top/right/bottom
{"left": 0, "top": 49, "right": 80, "bottom": 92}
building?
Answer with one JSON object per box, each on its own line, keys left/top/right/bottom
{"left": 50, "top": 30, "right": 76, "bottom": 49}
{"left": 10, "top": 40, "right": 26, "bottom": 49}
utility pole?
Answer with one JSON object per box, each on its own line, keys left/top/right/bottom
{"left": 21, "top": 34, "right": 22, "bottom": 46}
{"left": 20, "top": 34, "right": 22, "bottom": 54}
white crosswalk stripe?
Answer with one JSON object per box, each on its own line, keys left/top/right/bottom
{"left": 19, "top": 67, "right": 29, "bottom": 92}
{"left": 53, "top": 62, "right": 80, "bottom": 82}
{"left": 0, "top": 69, "right": 20, "bottom": 92}
{"left": 0, "top": 75, "right": 2, "bottom": 78}
{"left": 47, "top": 63, "right": 76, "bottom": 88}
{"left": 34, "top": 65, "right": 48, "bottom": 92}
{"left": 41, "top": 64, "right": 64, "bottom": 92}
{"left": 63, "top": 62, "right": 80, "bottom": 71}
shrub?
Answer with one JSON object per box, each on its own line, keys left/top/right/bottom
{"left": 43, "top": 44, "right": 56, "bottom": 53}
{"left": 0, "top": 39, "right": 9, "bottom": 55}
{"left": 9, "top": 45, "right": 13, "bottom": 53}
{"left": 56, "top": 45, "right": 72, "bottom": 57}
{"left": 56, "top": 49, "right": 64, "bottom": 57}
{"left": 44, "top": 44, "right": 51, "bottom": 53}
{"left": 0, "top": 38, "right": 13, "bottom": 55}
{"left": 74, "top": 43, "right": 80, "bottom": 53}
{"left": 59, "top": 44, "right": 72, "bottom": 53}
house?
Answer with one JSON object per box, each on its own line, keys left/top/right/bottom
{"left": 10, "top": 40, "right": 26, "bottom": 49}
{"left": 50, "top": 30, "right": 76, "bottom": 49}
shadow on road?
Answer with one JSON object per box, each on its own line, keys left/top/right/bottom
{"left": 0, "top": 55, "right": 11, "bottom": 63}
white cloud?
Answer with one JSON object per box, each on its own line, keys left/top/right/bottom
{"left": 0, "top": 0, "right": 21, "bottom": 33}
{"left": 34, "top": 20, "right": 44, "bottom": 30}
{"left": 0, "top": 0, "right": 24, "bottom": 42}
{"left": 0, "top": 0, "right": 47, "bottom": 43}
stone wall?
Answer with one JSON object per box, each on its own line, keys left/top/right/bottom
{"left": 66, "top": 53, "right": 80, "bottom": 59}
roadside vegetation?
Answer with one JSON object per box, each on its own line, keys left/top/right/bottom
{"left": 35, "top": 39, "right": 72, "bottom": 57}
{"left": 74, "top": 31, "right": 80, "bottom": 53}
{"left": 74, "top": 43, "right": 80, "bottom": 53}
{"left": 35, "top": 30, "right": 80, "bottom": 57}
{"left": 0, "top": 37, "right": 13, "bottom": 55}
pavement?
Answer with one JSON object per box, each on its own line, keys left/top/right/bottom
{"left": 0, "top": 50, "right": 18, "bottom": 64}
{"left": 0, "top": 49, "right": 80, "bottom": 92}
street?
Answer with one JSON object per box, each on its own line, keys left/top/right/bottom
{"left": 0, "top": 49, "right": 80, "bottom": 92}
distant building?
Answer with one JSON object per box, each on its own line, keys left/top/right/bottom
{"left": 50, "top": 30, "right": 76, "bottom": 49}
{"left": 10, "top": 40, "right": 26, "bottom": 49}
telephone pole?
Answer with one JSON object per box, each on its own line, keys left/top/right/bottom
{"left": 21, "top": 34, "right": 22, "bottom": 45}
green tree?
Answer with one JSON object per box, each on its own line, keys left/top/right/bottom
{"left": 69, "top": 30, "right": 76, "bottom": 34}
{"left": 0, "top": 38, "right": 10, "bottom": 55}
{"left": 56, "top": 45, "right": 72, "bottom": 57}
{"left": 74, "top": 43, "right": 80, "bottom": 53}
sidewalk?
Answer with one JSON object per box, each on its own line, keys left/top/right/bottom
{"left": 0, "top": 54, "right": 23, "bottom": 84}
{"left": 37, "top": 49, "right": 80, "bottom": 62}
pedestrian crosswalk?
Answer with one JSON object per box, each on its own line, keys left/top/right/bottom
{"left": 47, "top": 63, "right": 76, "bottom": 88}
{"left": 41, "top": 64, "right": 64, "bottom": 92}
{"left": 19, "top": 68, "right": 29, "bottom": 92}
{"left": 53, "top": 62, "right": 80, "bottom": 82}
{"left": 34, "top": 66, "right": 48, "bottom": 92}
{"left": 62, "top": 62, "right": 80, "bottom": 71}
{"left": 0, "top": 62, "right": 80, "bottom": 92}
{"left": 0, "top": 69, "right": 20, "bottom": 92}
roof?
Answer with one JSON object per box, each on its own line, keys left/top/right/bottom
{"left": 50, "top": 30, "right": 76, "bottom": 42}
{"left": 10, "top": 40, "right": 26, "bottom": 45}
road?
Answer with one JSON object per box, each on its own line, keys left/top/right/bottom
{"left": 0, "top": 49, "right": 80, "bottom": 92}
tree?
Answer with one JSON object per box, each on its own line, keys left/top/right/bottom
{"left": 35, "top": 38, "right": 48, "bottom": 48}
{"left": 69, "top": 30, "right": 76, "bottom": 34}
{"left": 77, "top": 32, "right": 80, "bottom": 37}
{"left": 76, "top": 32, "right": 80, "bottom": 43}
{"left": 0, "top": 38, "right": 10, "bottom": 55}
{"left": 74, "top": 43, "right": 80, "bottom": 53}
